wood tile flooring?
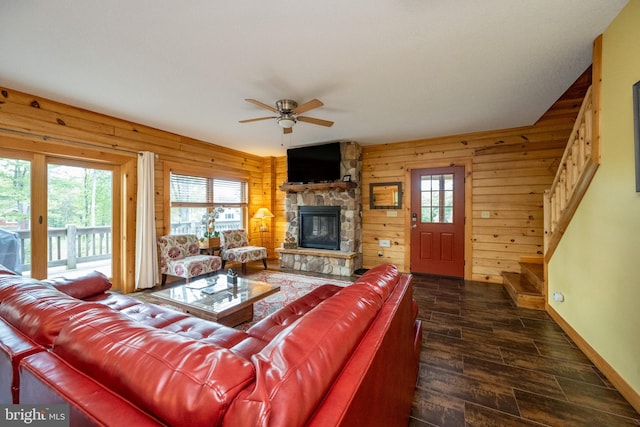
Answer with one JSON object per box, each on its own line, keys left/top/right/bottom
{"left": 408, "top": 274, "right": 640, "bottom": 426}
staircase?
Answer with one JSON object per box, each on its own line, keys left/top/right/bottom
{"left": 502, "top": 261, "right": 545, "bottom": 310}
{"left": 503, "top": 76, "right": 600, "bottom": 311}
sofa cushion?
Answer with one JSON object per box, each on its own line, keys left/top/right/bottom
{"left": 53, "top": 309, "right": 256, "bottom": 427}
{"left": 117, "top": 302, "right": 191, "bottom": 328}
{"left": 224, "top": 284, "right": 383, "bottom": 427}
{"left": 160, "top": 316, "right": 249, "bottom": 348}
{"left": 0, "top": 284, "right": 111, "bottom": 347}
{"left": 0, "top": 276, "right": 40, "bottom": 301}
{"left": 85, "top": 292, "right": 144, "bottom": 311}
{"left": 43, "top": 271, "right": 112, "bottom": 299}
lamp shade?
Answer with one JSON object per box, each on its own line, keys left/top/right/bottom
{"left": 253, "top": 208, "right": 274, "bottom": 219}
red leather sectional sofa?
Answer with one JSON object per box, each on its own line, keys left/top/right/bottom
{"left": 0, "top": 263, "right": 421, "bottom": 426}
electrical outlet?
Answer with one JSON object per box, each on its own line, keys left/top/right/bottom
{"left": 386, "top": 211, "right": 398, "bottom": 217}
{"left": 481, "top": 211, "right": 491, "bottom": 218}
{"left": 379, "top": 239, "right": 391, "bottom": 248}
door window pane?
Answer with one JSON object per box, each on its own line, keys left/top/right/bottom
{"left": 0, "top": 158, "right": 30, "bottom": 275}
{"left": 47, "top": 164, "right": 112, "bottom": 278}
{"left": 420, "top": 174, "right": 454, "bottom": 224}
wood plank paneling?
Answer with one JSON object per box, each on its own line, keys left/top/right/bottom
{"left": 1, "top": 64, "right": 590, "bottom": 286}
{"left": 360, "top": 67, "right": 591, "bottom": 281}
{"left": 0, "top": 86, "right": 265, "bottom": 293}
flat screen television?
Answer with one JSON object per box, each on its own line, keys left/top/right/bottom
{"left": 287, "top": 142, "right": 341, "bottom": 184}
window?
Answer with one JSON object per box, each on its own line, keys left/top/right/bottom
{"left": 0, "top": 158, "right": 31, "bottom": 275}
{"left": 420, "top": 174, "right": 454, "bottom": 223}
{"left": 169, "top": 173, "right": 247, "bottom": 236}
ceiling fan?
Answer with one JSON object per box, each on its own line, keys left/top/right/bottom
{"left": 239, "top": 98, "right": 334, "bottom": 134}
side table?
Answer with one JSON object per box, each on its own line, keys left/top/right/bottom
{"left": 199, "top": 245, "right": 221, "bottom": 256}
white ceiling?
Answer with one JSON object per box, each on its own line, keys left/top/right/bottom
{"left": 0, "top": 1, "right": 628, "bottom": 157}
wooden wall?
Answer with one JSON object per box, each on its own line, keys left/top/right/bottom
{"left": 1, "top": 65, "right": 589, "bottom": 288}
{"left": 359, "top": 68, "right": 592, "bottom": 281}
{"left": 0, "top": 86, "right": 267, "bottom": 293}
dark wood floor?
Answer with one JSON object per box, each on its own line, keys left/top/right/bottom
{"left": 408, "top": 274, "right": 640, "bottom": 427}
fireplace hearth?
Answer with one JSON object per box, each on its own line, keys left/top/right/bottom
{"left": 298, "top": 206, "right": 341, "bottom": 250}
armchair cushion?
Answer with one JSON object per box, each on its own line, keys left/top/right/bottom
{"left": 220, "top": 230, "right": 267, "bottom": 274}
{"left": 157, "top": 234, "right": 222, "bottom": 282}
{"left": 222, "top": 229, "right": 250, "bottom": 249}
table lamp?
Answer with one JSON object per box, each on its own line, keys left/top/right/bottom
{"left": 253, "top": 207, "right": 274, "bottom": 232}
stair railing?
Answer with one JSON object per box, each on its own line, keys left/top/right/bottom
{"left": 544, "top": 85, "right": 600, "bottom": 260}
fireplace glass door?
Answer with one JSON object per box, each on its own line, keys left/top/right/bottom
{"left": 298, "top": 206, "right": 341, "bottom": 250}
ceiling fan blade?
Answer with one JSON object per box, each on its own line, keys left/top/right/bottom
{"left": 238, "top": 116, "right": 275, "bottom": 123}
{"left": 283, "top": 127, "right": 293, "bottom": 134}
{"left": 244, "top": 99, "right": 278, "bottom": 113}
{"left": 297, "top": 116, "right": 334, "bottom": 127}
{"left": 294, "top": 99, "right": 323, "bottom": 115}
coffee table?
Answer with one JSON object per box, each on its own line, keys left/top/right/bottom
{"left": 149, "top": 275, "right": 280, "bottom": 327}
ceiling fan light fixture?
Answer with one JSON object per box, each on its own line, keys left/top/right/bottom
{"left": 242, "top": 98, "right": 330, "bottom": 133}
{"left": 278, "top": 117, "right": 296, "bottom": 128}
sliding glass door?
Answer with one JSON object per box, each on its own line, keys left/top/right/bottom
{"left": 0, "top": 150, "right": 116, "bottom": 279}
{"left": 0, "top": 157, "right": 31, "bottom": 275}
{"left": 47, "top": 162, "right": 113, "bottom": 278}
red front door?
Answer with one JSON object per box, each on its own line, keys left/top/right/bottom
{"left": 410, "top": 166, "right": 465, "bottom": 277}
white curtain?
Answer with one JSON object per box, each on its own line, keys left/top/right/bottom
{"left": 135, "top": 151, "right": 158, "bottom": 289}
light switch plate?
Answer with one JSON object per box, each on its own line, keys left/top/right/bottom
{"left": 379, "top": 239, "right": 391, "bottom": 247}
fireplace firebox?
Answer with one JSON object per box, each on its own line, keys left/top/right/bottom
{"left": 298, "top": 206, "right": 341, "bottom": 250}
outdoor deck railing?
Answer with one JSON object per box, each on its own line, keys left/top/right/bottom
{"left": 14, "top": 225, "right": 112, "bottom": 272}
{"left": 170, "top": 220, "right": 241, "bottom": 236}
{"left": 9, "top": 220, "right": 243, "bottom": 273}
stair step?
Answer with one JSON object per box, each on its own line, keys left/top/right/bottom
{"left": 502, "top": 271, "right": 545, "bottom": 310}
{"left": 520, "top": 262, "right": 544, "bottom": 292}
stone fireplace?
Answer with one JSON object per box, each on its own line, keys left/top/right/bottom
{"left": 277, "top": 141, "right": 363, "bottom": 276}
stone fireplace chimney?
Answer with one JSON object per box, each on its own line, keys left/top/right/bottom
{"left": 278, "top": 141, "right": 362, "bottom": 276}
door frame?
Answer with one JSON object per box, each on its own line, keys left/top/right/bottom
{"left": 404, "top": 159, "right": 473, "bottom": 280}
{"left": 0, "top": 139, "right": 129, "bottom": 289}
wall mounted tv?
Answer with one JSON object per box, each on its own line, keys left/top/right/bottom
{"left": 287, "top": 142, "right": 341, "bottom": 184}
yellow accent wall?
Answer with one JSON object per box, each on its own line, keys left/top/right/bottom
{"left": 548, "top": 0, "right": 640, "bottom": 395}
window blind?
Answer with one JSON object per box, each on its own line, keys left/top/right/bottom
{"left": 170, "top": 174, "right": 247, "bottom": 206}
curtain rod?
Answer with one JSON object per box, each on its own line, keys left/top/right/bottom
{"left": 0, "top": 127, "right": 140, "bottom": 155}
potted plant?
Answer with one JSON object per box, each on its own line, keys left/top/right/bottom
{"left": 199, "top": 207, "right": 224, "bottom": 247}
{"left": 201, "top": 230, "right": 221, "bottom": 248}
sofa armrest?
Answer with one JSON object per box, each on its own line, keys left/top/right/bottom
{"left": 246, "top": 284, "right": 342, "bottom": 342}
{"left": 0, "top": 318, "right": 43, "bottom": 404}
{"left": 306, "top": 273, "right": 418, "bottom": 427}
{"left": 19, "top": 352, "right": 163, "bottom": 426}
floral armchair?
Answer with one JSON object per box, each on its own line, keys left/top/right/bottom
{"left": 157, "top": 234, "right": 222, "bottom": 285}
{"left": 220, "top": 229, "right": 267, "bottom": 274}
